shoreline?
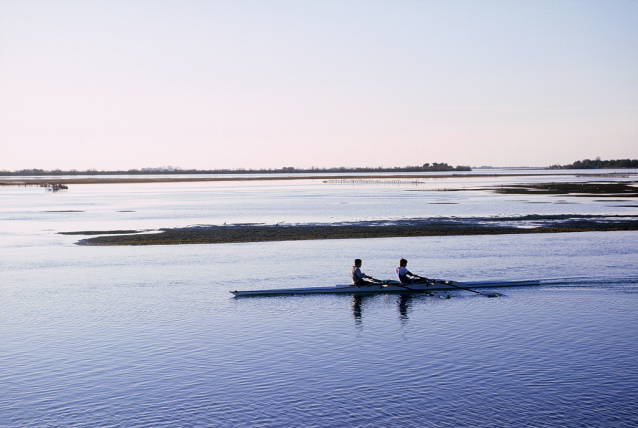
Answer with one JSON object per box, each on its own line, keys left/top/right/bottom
{"left": 2, "top": 171, "right": 635, "bottom": 186}
{"left": 74, "top": 215, "right": 638, "bottom": 246}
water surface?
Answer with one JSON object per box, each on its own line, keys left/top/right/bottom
{"left": 1, "top": 172, "right": 637, "bottom": 426}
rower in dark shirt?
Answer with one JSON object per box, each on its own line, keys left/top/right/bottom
{"left": 350, "top": 259, "right": 375, "bottom": 286}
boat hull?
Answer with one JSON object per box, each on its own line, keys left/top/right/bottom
{"left": 230, "top": 279, "right": 541, "bottom": 297}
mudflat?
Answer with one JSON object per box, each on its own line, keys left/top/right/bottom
{"left": 74, "top": 215, "right": 638, "bottom": 246}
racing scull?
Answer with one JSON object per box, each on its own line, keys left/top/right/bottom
{"left": 230, "top": 279, "right": 540, "bottom": 297}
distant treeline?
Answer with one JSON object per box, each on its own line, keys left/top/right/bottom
{"left": 0, "top": 163, "right": 471, "bottom": 176}
{"left": 549, "top": 158, "right": 638, "bottom": 169}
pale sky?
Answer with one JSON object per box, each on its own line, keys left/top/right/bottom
{"left": 1, "top": 0, "right": 637, "bottom": 171}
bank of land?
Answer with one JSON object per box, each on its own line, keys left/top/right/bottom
{"left": 2, "top": 171, "right": 636, "bottom": 187}
{"left": 72, "top": 215, "right": 638, "bottom": 246}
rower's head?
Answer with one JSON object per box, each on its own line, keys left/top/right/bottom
{"left": 399, "top": 258, "right": 408, "bottom": 267}
{"left": 354, "top": 259, "right": 362, "bottom": 267}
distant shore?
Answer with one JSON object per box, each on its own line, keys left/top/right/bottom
{"left": 73, "top": 215, "right": 638, "bottom": 246}
{"left": 2, "top": 171, "right": 635, "bottom": 186}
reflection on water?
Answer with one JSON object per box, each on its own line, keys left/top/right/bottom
{"left": 351, "top": 293, "right": 415, "bottom": 326}
{"left": 397, "top": 293, "right": 412, "bottom": 324}
{"left": 351, "top": 294, "right": 364, "bottom": 324}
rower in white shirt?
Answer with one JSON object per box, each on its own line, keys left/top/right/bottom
{"left": 395, "top": 258, "right": 426, "bottom": 284}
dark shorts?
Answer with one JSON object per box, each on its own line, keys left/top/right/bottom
{"left": 353, "top": 279, "right": 375, "bottom": 286}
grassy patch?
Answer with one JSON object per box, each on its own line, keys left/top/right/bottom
{"left": 75, "top": 216, "right": 638, "bottom": 246}
{"left": 60, "top": 230, "right": 147, "bottom": 235}
{"left": 490, "top": 181, "right": 638, "bottom": 196}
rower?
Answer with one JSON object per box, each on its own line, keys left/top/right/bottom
{"left": 350, "top": 259, "right": 375, "bottom": 286}
{"left": 396, "top": 258, "right": 423, "bottom": 284}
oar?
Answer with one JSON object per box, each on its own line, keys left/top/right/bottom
{"left": 413, "top": 275, "right": 499, "bottom": 297}
{"left": 363, "top": 276, "right": 388, "bottom": 286}
{"left": 367, "top": 277, "right": 434, "bottom": 296}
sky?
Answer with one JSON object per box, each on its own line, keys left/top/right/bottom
{"left": 1, "top": 0, "right": 637, "bottom": 171}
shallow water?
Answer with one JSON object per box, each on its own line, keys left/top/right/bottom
{"left": 2, "top": 172, "right": 638, "bottom": 426}
{"left": 2, "top": 170, "right": 637, "bottom": 242}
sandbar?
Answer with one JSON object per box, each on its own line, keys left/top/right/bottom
{"left": 74, "top": 215, "right": 638, "bottom": 246}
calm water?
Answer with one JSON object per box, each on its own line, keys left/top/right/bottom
{"left": 2, "top": 172, "right": 638, "bottom": 426}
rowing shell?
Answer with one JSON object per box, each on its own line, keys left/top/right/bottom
{"left": 230, "top": 279, "right": 540, "bottom": 297}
